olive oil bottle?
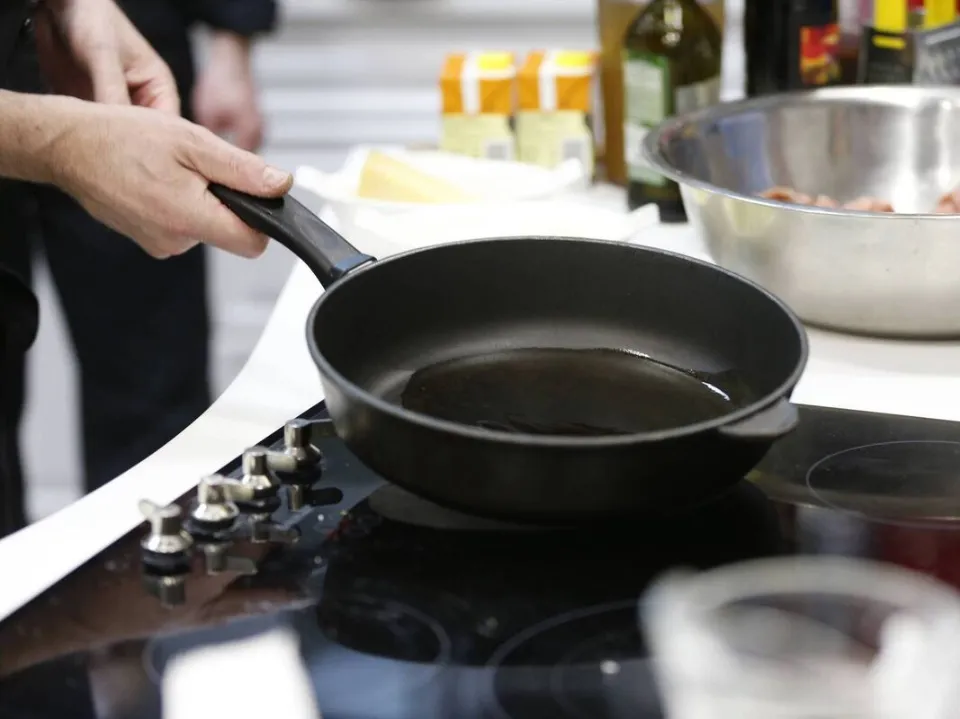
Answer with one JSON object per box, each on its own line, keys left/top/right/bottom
{"left": 622, "top": 0, "right": 722, "bottom": 221}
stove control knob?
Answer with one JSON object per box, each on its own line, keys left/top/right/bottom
{"left": 190, "top": 475, "right": 255, "bottom": 532}
{"left": 138, "top": 500, "right": 194, "bottom": 572}
{"left": 283, "top": 419, "right": 322, "bottom": 469}
{"left": 241, "top": 447, "right": 277, "bottom": 497}
{"left": 143, "top": 574, "right": 188, "bottom": 607}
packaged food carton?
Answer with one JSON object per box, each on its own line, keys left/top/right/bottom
{"left": 439, "top": 52, "right": 516, "bottom": 161}
{"left": 516, "top": 50, "right": 599, "bottom": 178}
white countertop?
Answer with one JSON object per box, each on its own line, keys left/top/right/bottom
{"left": 2, "top": 198, "right": 960, "bottom": 624}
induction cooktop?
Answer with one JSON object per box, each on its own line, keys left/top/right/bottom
{"left": 3, "top": 401, "right": 960, "bottom": 719}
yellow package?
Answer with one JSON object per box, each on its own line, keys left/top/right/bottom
{"left": 516, "top": 50, "right": 598, "bottom": 177}
{"left": 439, "top": 52, "right": 516, "bottom": 161}
{"left": 923, "top": 0, "right": 956, "bottom": 29}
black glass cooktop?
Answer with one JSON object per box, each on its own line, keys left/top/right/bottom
{"left": 4, "top": 401, "right": 960, "bottom": 719}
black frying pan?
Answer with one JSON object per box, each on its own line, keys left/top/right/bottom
{"left": 210, "top": 184, "right": 808, "bottom": 523}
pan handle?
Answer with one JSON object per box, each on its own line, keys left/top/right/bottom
{"left": 209, "top": 184, "right": 376, "bottom": 288}
{"left": 716, "top": 398, "right": 799, "bottom": 441}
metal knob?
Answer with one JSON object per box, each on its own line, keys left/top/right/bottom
{"left": 241, "top": 447, "right": 276, "bottom": 495}
{"left": 283, "top": 419, "right": 321, "bottom": 468}
{"left": 143, "top": 574, "right": 188, "bottom": 607}
{"left": 192, "top": 475, "right": 255, "bottom": 526}
{"left": 138, "top": 499, "right": 194, "bottom": 555}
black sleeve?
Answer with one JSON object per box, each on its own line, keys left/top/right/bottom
{"left": 0, "top": 264, "right": 38, "bottom": 358}
{"left": 0, "top": 1, "right": 33, "bottom": 88}
{"left": 185, "top": 0, "right": 279, "bottom": 37}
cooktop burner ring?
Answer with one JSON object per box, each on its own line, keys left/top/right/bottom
{"left": 482, "top": 598, "right": 651, "bottom": 719}
{"left": 805, "top": 439, "right": 960, "bottom": 528}
{"left": 317, "top": 591, "right": 454, "bottom": 669}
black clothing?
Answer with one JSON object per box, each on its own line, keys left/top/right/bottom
{"left": 0, "top": 1, "right": 41, "bottom": 536}
{"left": 0, "top": 256, "right": 38, "bottom": 535}
{"left": 127, "top": 0, "right": 277, "bottom": 44}
{"left": 0, "top": 0, "right": 277, "bottom": 537}
{"left": 0, "top": 1, "right": 33, "bottom": 85}
{"left": 0, "top": 182, "right": 212, "bottom": 496}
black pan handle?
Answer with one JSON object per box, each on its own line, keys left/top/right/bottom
{"left": 716, "top": 398, "right": 799, "bottom": 441}
{"left": 209, "top": 184, "right": 376, "bottom": 288}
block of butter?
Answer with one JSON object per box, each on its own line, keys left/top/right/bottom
{"left": 439, "top": 52, "right": 516, "bottom": 161}
{"left": 356, "top": 151, "right": 476, "bottom": 204}
{"left": 516, "top": 50, "right": 598, "bottom": 177}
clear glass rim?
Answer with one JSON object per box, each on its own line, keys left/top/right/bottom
{"left": 640, "top": 557, "right": 960, "bottom": 711}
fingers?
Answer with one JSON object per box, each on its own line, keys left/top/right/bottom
{"left": 81, "top": 38, "right": 132, "bottom": 105}
{"left": 146, "top": 238, "right": 201, "bottom": 260}
{"left": 113, "top": 5, "right": 181, "bottom": 114}
{"left": 181, "top": 130, "right": 290, "bottom": 257}
{"left": 187, "top": 189, "right": 270, "bottom": 258}
{"left": 134, "top": 179, "right": 268, "bottom": 259}
{"left": 145, "top": 82, "right": 181, "bottom": 115}
{"left": 129, "top": 59, "right": 180, "bottom": 114}
{"left": 134, "top": 79, "right": 180, "bottom": 114}
{"left": 187, "top": 128, "right": 292, "bottom": 198}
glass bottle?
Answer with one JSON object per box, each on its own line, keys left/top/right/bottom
{"left": 597, "top": 0, "right": 724, "bottom": 186}
{"left": 622, "top": 0, "right": 722, "bottom": 221}
{"left": 598, "top": 0, "right": 647, "bottom": 186}
{"left": 745, "top": 0, "right": 843, "bottom": 96}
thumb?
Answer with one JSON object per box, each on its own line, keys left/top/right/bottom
{"left": 190, "top": 130, "right": 292, "bottom": 197}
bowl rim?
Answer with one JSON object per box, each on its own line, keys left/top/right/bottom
{"left": 642, "top": 85, "right": 960, "bottom": 221}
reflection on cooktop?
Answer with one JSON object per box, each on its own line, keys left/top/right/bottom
{"left": 309, "top": 480, "right": 781, "bottom": 664}
{"left": 137, "top": 481, "right": 781, "bottom": 719}
{"left": 321, "top": 593, "right": 452, "bottom": 665}
{"left": 806, "top": 440, "right": 960, "bottom": 522}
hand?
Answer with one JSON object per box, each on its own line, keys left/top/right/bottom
{"left": 34, "top": 0, "right": 179, "bottom": 113}
{"left": 193, "top": 32, "right": 264, "bottom": 152}
{"left": 45, "top": 97, "right": 292, "bottom": 259}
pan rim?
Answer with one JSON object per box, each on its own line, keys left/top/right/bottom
{"left": 305, "top": 236, "right": 810, "bottom": 448}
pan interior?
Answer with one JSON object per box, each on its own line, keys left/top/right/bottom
{"left": 310, "top": 238, "right": 805, "bottom": 438}
{"left": 389, "top": 347, "right": 751, "bottom": 436}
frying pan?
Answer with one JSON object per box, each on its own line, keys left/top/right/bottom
{"left": 210, "top": 185, "right": 808, "bottom": 523}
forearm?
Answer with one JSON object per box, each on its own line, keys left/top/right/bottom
{"left": 0, "top": 90, "right": 81, "bottom": 185}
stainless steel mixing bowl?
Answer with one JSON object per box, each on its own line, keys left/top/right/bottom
{"left": 642, "top": 85, "right": 960, "bottom": 338}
